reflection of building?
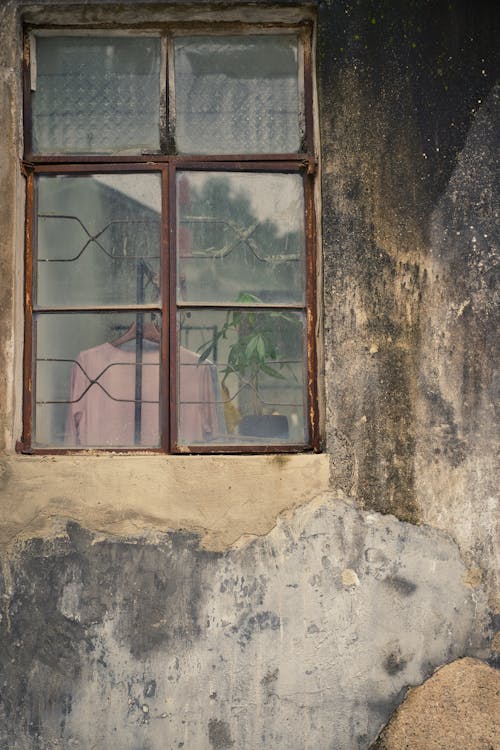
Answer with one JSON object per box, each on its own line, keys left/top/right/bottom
{"left": 36, "top": 176, "right": 161, "bottom": 444}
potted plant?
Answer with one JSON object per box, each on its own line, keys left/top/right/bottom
{"left": 198, "top": 294, "right": 299, "bottom": 438}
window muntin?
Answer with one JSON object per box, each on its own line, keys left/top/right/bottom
{"left": 22, "top": 26, "right": 318, "bottom": 454}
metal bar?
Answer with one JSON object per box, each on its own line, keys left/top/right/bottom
{"left": 33, "top": 305, "right": 161, "bottom": 313}
{"left": 170, "top": 444, "right": 311, "bottom": 455}
{"left": 175, "top": 302, "right": 306, "bottom": 311}
{"left": 26, "top": 448, "right": 167, "bottom": 455}
{"left": 302, "top": 22, "right": 315, "bottom": 157}
{"left": 134, "top": 262, "right": 145, "bottom": 444}
{"left": 159, "top": 34, "right": 169, "bottom": 154}
{"left": 26, "top": 154, "right": 309, "bottom": 166}
{"left": 23, "top": 32, "right": 33, "bottom": 160}
{"left": 19, "top": 171, "right": 35, "bottom": 452}
{"left": 168, "top": 164, "right": 178, "bottom": 450}
{"left": 305, "top": 170, "right": 320, "bottom": 451}
{"left": 28, "top": 162, "right": 166, "bottom": 173}
{"left": 25, "top": 445, "right": 311, "bottom": 455}
{"left": 160, "top": 165, "right": 170, "bottom": 451}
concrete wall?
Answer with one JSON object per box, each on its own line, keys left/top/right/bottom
{"left": 0, "top": 1, "right": 498, "bottom": 748}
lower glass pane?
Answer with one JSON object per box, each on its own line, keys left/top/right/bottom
{"left": 177, "top": 309, "right": 308, "bottom": 446}
{"left": 34, "top": 312, "right": 161, "bottom": 448}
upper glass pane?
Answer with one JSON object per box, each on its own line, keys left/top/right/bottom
{"left": 32, "top": 36, "right": 161, "bottom": 154}
{"left": 177, "top": 171, "right": 305, "bottom": 304}
{"left": 173, "top": 35, "right": 301, "bottom": 154}
{"left": 36, "top": 174, "right": 161, "bottom": 308}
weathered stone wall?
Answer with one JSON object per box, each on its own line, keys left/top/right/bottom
{"left": 0, "top": 1, "right": 498, "bottom": 748}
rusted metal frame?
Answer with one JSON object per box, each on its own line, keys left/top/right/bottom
{"left": 301, "top": 21, "right": 315, "bottom": 157}
{"left": 166, "top": 33, "right": 177, "bottom": 155}
{"left": 160, "top": 165, "right": 170, "bottom": 452}
{"left": 304, "top": 169, "right": 320, "bottom": 452}
{"left": 168, "top": 164, "right": 179, "bottom": 452}
{"left": 175, "top": 444, "right": 310, "bottom": 455}
{"left": 173, "top": 159, "right": 306, "bottom": 173}
{"left": 33, "top": 306, "right": 162, "bottom": 315}
{"left": 25, "top": 22, "right": 312, "bottom": 35}
{"left": 17, "top": 171, "right": 35, "bottom": 453}
{"left": 168, "top": 22, "right": 311, "bottom": 36}
{"left": 24, "top": 154, "right": 309, "bottom": 165}
{"left": 27, "top": 448, "right": 167, "bottom": 455}
{"left": 159, "top": 34, "right": 169, "bottom": 155}
{"left": 23, "top": 32, "right": 33, "bottom": 160}
{"left": 176, "top": 303, "right": 305, "bottom": 311}
{"left": 32, "top": 305, "right": 161, "bottom": 313}
{"left": 28, "top": 162, "right": 163, "bottom": 173}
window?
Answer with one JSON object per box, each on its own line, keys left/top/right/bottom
{"left": 20, "top": 25, "right": 318, "bottom": 453}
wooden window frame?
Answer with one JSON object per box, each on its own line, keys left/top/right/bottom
{"left": 18, "top": 23, "right": 319, "bottom": 455}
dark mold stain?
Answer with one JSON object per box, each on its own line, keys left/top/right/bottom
{"left": 423, "top": 384, "right": 467, "bottom": 467}
{"left": 383, "top": 576, "right": 417, "bottom": 597}
{"left": 233, "top": 610, "right": 281, "bottom": 649}
{"left": 261, "top": 668, "right": 279, "bottom": 686}
{"left": 208, "top": 718, "right": 234, "bottom": 749}
{"left": 144, "top": 680, "right": 156, "bottom": 699}
{"left": 383, "top": 651, "right": 408, "bottom": 676}
{"left": 0, "top": 522, "right": 221, "bottom": 746}
{"left": 320, "top": 0, "right": 497, "bottom": 526}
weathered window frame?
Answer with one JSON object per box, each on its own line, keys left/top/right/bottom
{"left": 19, "top": 23, "right": 319, "bottom": 455}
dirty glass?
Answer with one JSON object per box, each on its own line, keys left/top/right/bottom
{"left": 177, "top": 309, "right": 307, "bottom": 445}
{"left": 176, "top": 171, "right": 305, "bottom": 304}
{"left": 36, "top": 174, "right": 161, "bottom": 308}
{"left": 34, "top": 312, "right": 161, "bottom": 447}
{"left": 32, "top": 36, "right": 161, "bottom": 154}
{"left": 173, "top": 35, "right": 301, "bottom": 154}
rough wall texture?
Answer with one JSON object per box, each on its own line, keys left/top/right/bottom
{"left": 0, "top": 1, "right": 498, "bottom": 748}
{"left": 0, "top": 499, "right": 490, "bottom": 749}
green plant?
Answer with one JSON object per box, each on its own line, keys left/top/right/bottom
{"left": 198, "top": 293, "right": 299, "bottom": 416}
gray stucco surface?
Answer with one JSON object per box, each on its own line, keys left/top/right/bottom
{"left": 0, "top": 497, "right": 488, "bottom": 749}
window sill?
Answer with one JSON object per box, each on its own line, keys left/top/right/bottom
{"left": 0, "top": 452, "right": 329, "bottom": 551}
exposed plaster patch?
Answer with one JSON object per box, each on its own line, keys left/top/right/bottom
{"left": 371, "top": 658, "right": 500, "bottom": 750}
{"left": 0, "top": 454, "right": 330, "bottom": 553}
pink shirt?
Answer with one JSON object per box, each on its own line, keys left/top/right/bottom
{"left": 65, "top": 342, "right": 216, "bottom": 447}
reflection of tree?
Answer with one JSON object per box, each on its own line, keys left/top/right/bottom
{"left": 181, "top": 176, "right": 302, "bottom": 267}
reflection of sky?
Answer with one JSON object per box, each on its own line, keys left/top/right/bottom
{"left": 94, "top": 174, "right": 161, "bottom": 214}
{"left": 181, "top": 172, "right": 303, "bottom": 234}
{"left": 95, "top": 172, "right": 303, "bottom": 235}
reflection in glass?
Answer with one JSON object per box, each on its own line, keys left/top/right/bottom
{"left": 174, "top": 35, "right": 300, "bottom": 154}
{"left": 34, "top": 312, "right": 161, "bottom": 447}
{"left": 32, "top": 36, "right": 161, "bottom": 154}
{"left": 178, "top": 309, "right": 308, "bottom": 445}
{"left": 36, "top": 174, "right": 161, "bottom": 308}
{"left": 177, "top": 172, "right": 305, "bottom": 304}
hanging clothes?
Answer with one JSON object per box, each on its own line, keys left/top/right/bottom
{"left": 65, "top": 342, "right": 217, "bottom": 447}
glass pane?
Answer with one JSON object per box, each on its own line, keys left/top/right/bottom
{"left": 36, "top": 174, "right": 161, "bottom": 307}
{"left": 174, "top": 35, "right": 301, "bottom": 154}
{"left": 34, "top": 312, "right": 161, "bottom": 447}
{"left": 177, "top": 309, "right": 308, "bottom": 446}
{"left": 177, "top": 172, "right": 305, "bottom": 304}
{"left": 32, "top": 36, "right": 161, "bottom": 154}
